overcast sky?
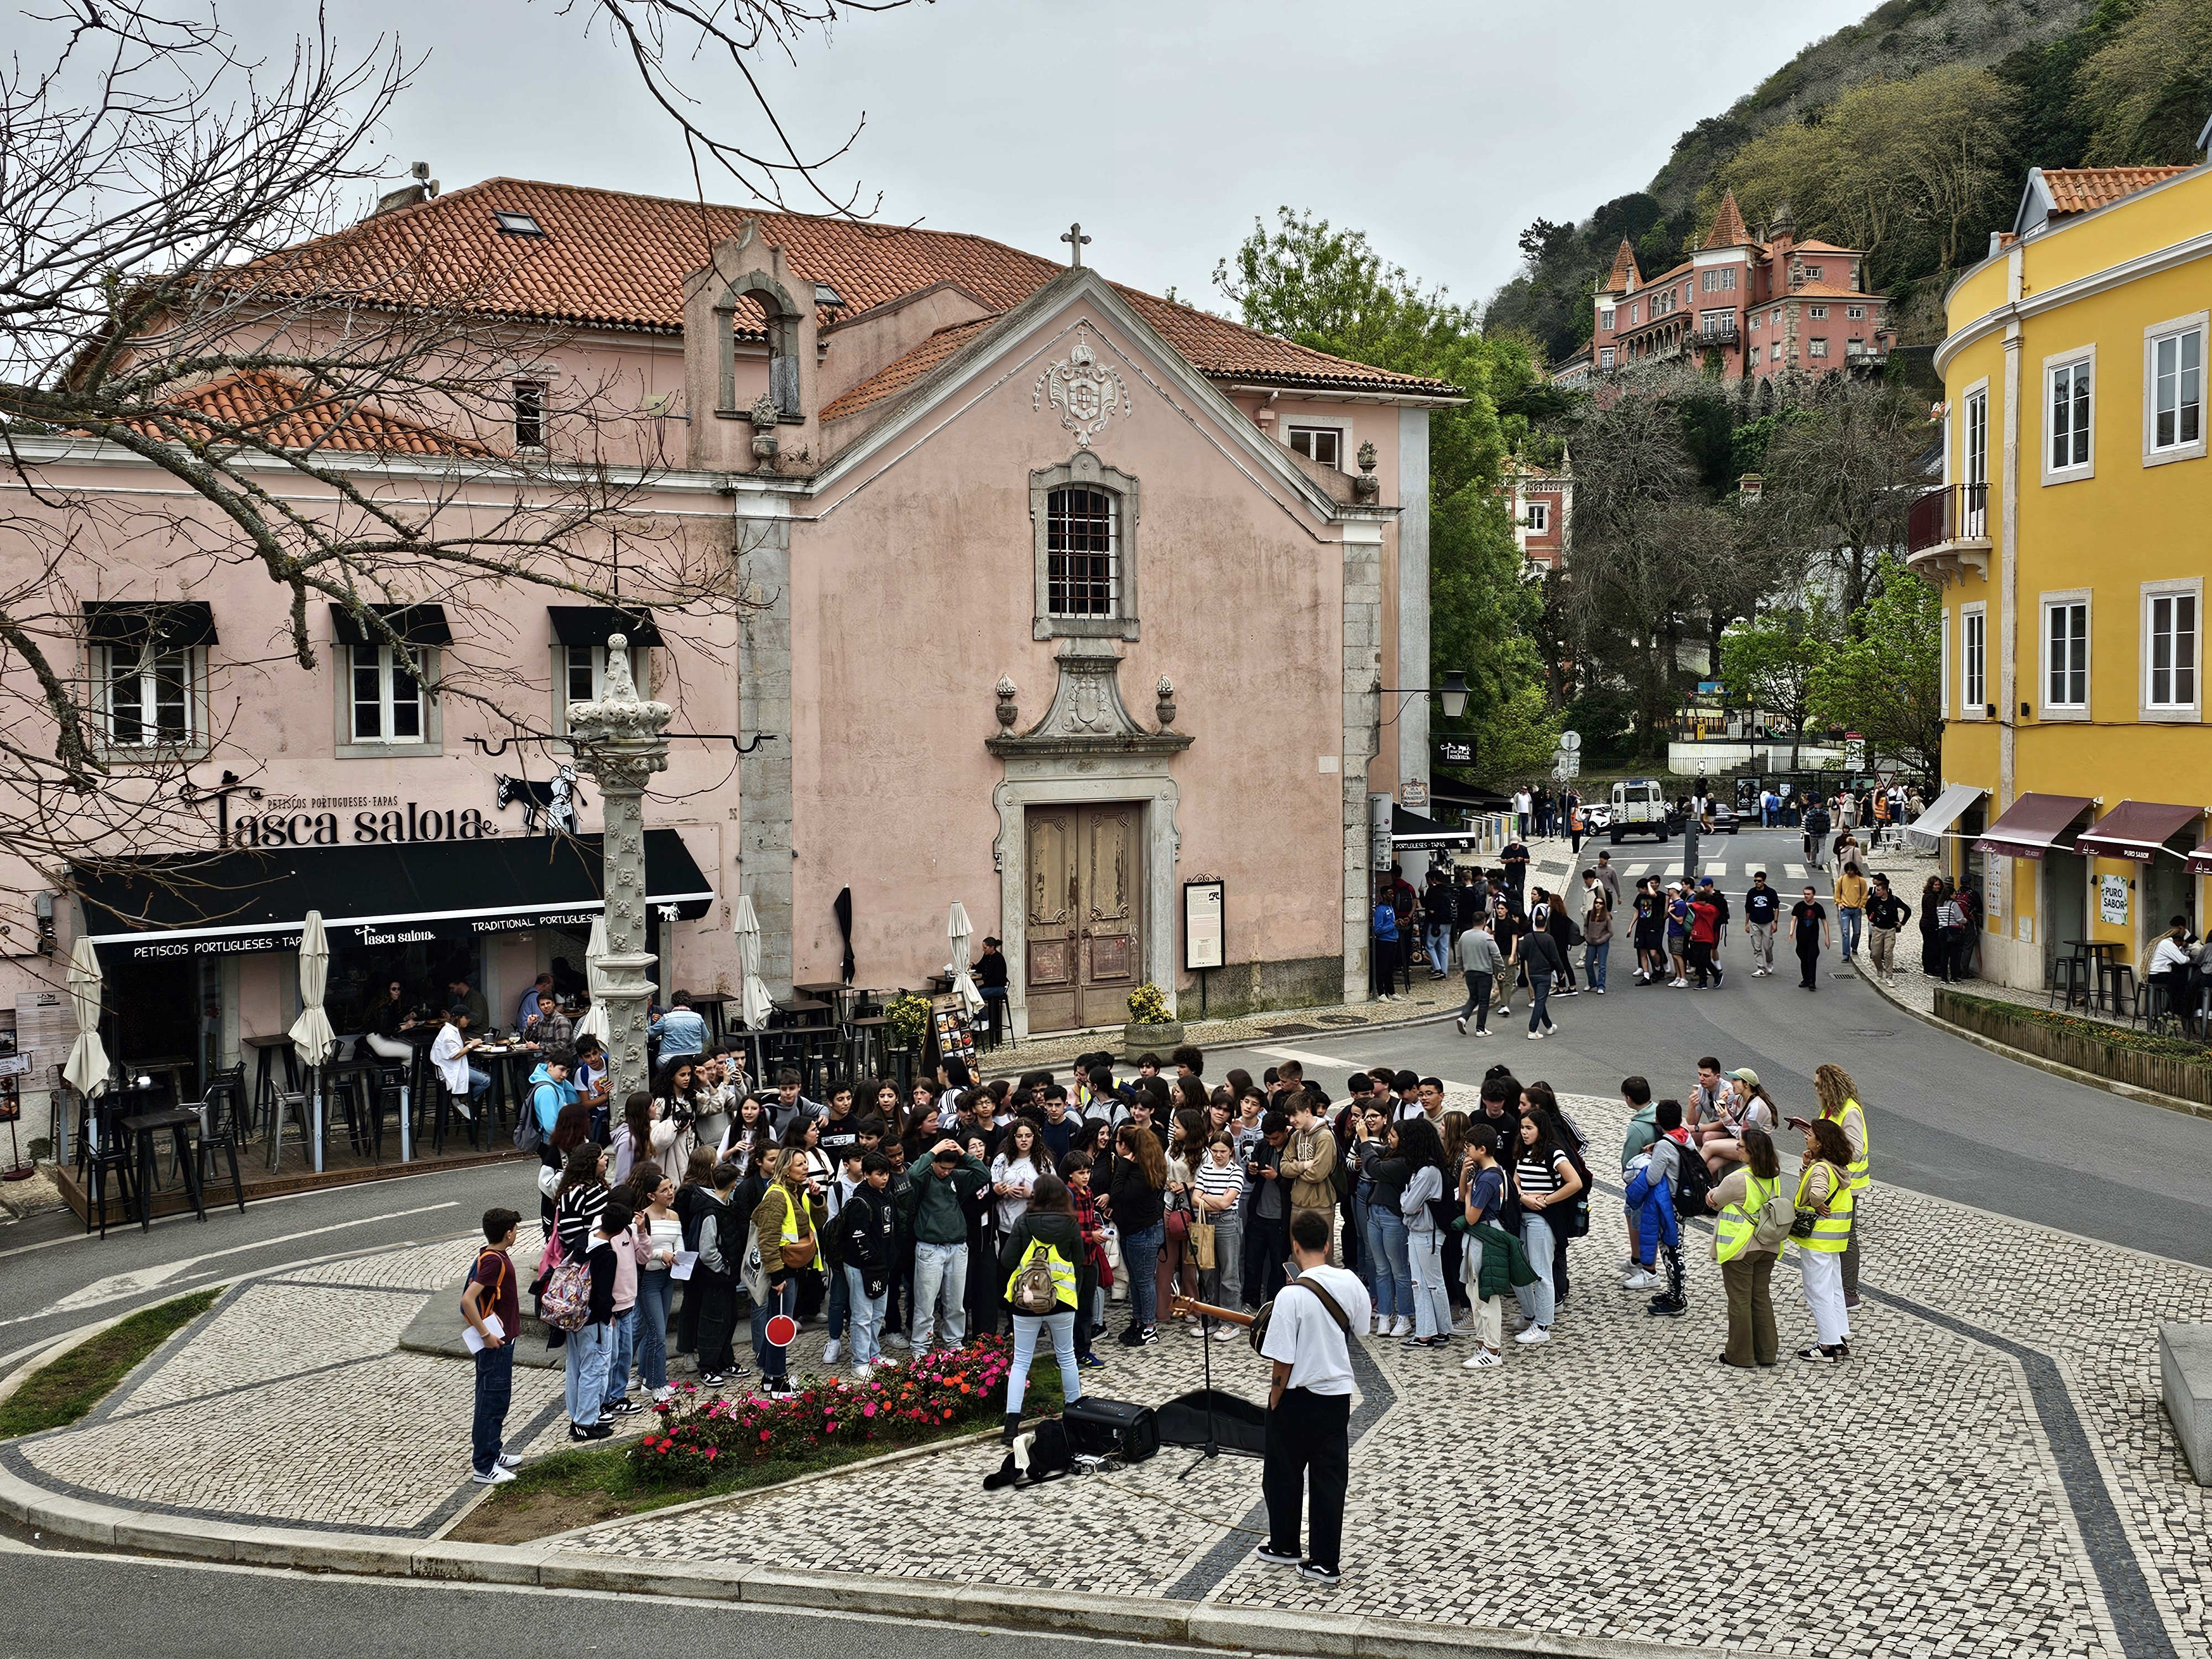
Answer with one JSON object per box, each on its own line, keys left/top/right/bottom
{"left": 245, "top": 0, "right": 1872, "bottom": 318}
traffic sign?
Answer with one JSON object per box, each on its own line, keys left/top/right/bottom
{"left": 1558, "top": 729, "right": 1582, "bottom": 752}
{"left": 765, "top": 1313, "right": 797, "bottom": 1348}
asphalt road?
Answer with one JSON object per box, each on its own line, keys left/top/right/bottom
{"left": 1214, "top": 828, "right": 2212, "bottom": 1267}
{"left": 0, "top": 1531, "right": 1231, "bottom": 1659}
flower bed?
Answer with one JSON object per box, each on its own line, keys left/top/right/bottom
{"left": 630, "top": 1337, "right": 1017, "bottom": 1487}
{"left": 1935, "top": 987, "right": 2212, "bottom": 1109}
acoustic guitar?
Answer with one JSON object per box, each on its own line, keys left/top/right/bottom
{"left": 1168, "top": 1293, "right": 1254, "bottom": 1328}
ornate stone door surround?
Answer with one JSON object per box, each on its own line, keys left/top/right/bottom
{"left": 988, "top": 641, "right": 1190, "bottom": 1042}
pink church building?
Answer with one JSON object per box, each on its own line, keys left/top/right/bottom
{"left": 1587, "top": 193, "right": 1895, "bottom": 380}
{"left": 2, "top": 176, "right": 1463, "bottom": 1129}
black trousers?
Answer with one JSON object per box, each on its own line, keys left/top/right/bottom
{"left": 1688, "top": 940, "right": 1716, "bottom": 985}
{"left": 1370, "top": 935, "right": 1397, "bottom": 998}
{"left": 1243, "top": 1212, "right": 1287, "bottom": 1308}
{"left": 1798, "top": 943, "right": 1821, "bottom": 989}
{"left": 1265, "top": 1387, "right": 1351, "bottom": 1572}
{"left": 693, "top": 1270, "right": 738, "bottom": 1374}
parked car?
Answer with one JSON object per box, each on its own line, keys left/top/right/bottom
{"left": 1704, "top": 801, "right": 1741, "bottom": 835}
{"left": 1583, "top": 802, "right": 1613, "bottom": 833}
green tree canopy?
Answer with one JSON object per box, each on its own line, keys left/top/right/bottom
{"left": 1719, "top": 597, "right": 1840, "bottom": 768}
{"left": 1807, "top": 554, "right": 1945, "bottom": 786}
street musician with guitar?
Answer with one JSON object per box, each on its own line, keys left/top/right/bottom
{"left": 1171, "top": 1208, "right": 1369, "bottom": 1583}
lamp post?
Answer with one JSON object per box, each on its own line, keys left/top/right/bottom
{"left": 565, "top": 633, "right": 672, "bottom": 1104}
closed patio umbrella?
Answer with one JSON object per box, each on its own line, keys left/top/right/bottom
{"left": 288, "top": 911, "right": 337, "bottom": 1172}
{"left": 574, "top": 915, "right": 612, "bottom": 1045}
{"left": 734, "top": 894, "right": 774, "bottom": 1030}
{"left": 62, "top": 936, "right": 110, "bottom": 1161}
{"left": 948, "top": 901, "right": 983, "bottom": 1019}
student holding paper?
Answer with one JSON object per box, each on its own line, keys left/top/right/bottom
{"left": 633, "top": 1172, "right": 683, "bottom": 1402}
{"left": 462, "top": 1208, "right": 523, "bottom": 1485}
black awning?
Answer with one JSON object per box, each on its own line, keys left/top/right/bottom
{"left": 1391, "top": 803, "right": 1479, "bottom": 850}
{"left": 328, "top": 603, "right": 454, "bottom": 646}
{"left": 546, "top": 606, "right": 665, "bottom": 648}
{"left": 84, "top": 601, "right": 217, "bottom": 651}
{"left": 77, "top": 830, "right": 713, "bottom": 964}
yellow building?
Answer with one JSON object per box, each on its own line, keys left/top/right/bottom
{"left": 1909, "top": 158, "right": 2210, "bottom": 998}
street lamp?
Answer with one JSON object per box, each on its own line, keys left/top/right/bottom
{"left": 1375, "top": 668, "right": 1470, "bottom": 723}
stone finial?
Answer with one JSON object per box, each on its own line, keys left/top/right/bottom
{"left": 603, "top": 633, "right": 640, "bottom": 702}
{"left": 1155, "top": 674, "right": 1177, "bottom": 729}
{"left": 1353, "top": 440, "right": 1381, "bottom": 503}
{"left": 748, "top": 394, "right": 780, "bottom": 471}
{"left": 995, "top": 674, "right": 1020, "bottom": 730}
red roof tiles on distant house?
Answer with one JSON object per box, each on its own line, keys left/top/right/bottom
{"left": 1702, "top": 192, "right": 1750, "bottom": 250}
{"left": 253, "top": 178, "right": 1457, "bottom": 399}
{"left": 820, "top": 316, "right": 1000, "bottom": 422}
{"left": 126, "top": 371, "right": 489, "bottom": 456}
{"left": 1604, "top": 238, "right": 1642, "bottom": 292}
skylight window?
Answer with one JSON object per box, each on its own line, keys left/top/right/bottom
{"left": 492, "top": 211, "right": 544, "bottom": 237}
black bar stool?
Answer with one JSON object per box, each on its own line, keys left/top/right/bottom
{"left": 124, "top": 1097, "right": 207, "bottom": 1227}
{"left": 82, "top": 1098, "right": 139, "bottom": 1238}
{"left": 191, "top": 1065, "right": 248, "bottom": 1213}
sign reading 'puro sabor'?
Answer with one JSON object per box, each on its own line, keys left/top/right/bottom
{"left": 228, "top": 795, "right": 502, "bottom": 847}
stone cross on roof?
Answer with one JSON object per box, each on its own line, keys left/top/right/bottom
{"left": 1060, "top": 223, "right": 1092, "bottom": 268}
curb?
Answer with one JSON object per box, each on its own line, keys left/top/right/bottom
{"left": 0, "top": 1456, "right": 1799, "bottom": 1659}
{"left": 1858, "top": 971, "right": 2212, "bottom": 1123}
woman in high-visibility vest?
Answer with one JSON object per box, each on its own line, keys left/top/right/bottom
{"left": 1813, "top": 1063, "right": 1871, "bottom": 1308}
{"left": 997, "top": 1172, "right": 1086, "bottom": 1443}
{"left": 1793, "top": 1118, "right": 1856, "bottom": 1361}
{"left": 1707, "top": 1125, "right": 1783, "bottom": 1368}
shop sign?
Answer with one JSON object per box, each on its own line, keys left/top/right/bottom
{"left": 1435, "top": 738, "right": 1474, "bottom": 766}
{"left": 2099, "top": 874, "right": 2128, "bottom": 926}
{"left": 1400, "top": 777, "right": 1428, "bottom": 809}
{"left": 229, "top": 795, "right": 502, "bottom": 848}
{"left": 1983, "top": 862, "right": 2003, "bottom": 922}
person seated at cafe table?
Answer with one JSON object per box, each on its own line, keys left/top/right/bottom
{"left": 364, "top": 979, "right": 418, "bottom": 1064}
{"left": 515, "top": 972, "right": 557, "bottom": 1032}
{"left": 648, "top": 990, "right": 708, "bottom": 1062}
{"left": 447, "top": 977, "right": 491, "bottom": 1034}
{"left": 521, "top": 991, "right": 571, "bottom": 1050}
{"left": 432, "top": 1003, "right": 493, "bottom": 1120}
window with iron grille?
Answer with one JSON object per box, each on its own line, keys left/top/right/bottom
{"left": 1046, "top": 487, "right": 1117, "bottom": 619}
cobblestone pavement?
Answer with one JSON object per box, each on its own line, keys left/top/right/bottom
{"left": 6, "top": 1084, "right": 2209, "bottom": 1659}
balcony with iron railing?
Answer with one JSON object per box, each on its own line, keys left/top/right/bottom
{"left": 1905, "top": 482, "right": 1992, "bottom": 585}
{"left": 1695, "top": 319, "right": 1741, "bottom": 347}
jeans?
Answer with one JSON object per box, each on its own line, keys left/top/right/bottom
{"left": 1425, "top": 921, "right": 1449, "bottom": 973}
{"left": 601, "top": 1305, "right": 637, "bottom": 1408}
{"left": 1515, "top": 1212, "right": 1556, "bottom": 1329}
{"left": 1458, "top": 971, "right": 1491, "bottom": 1030}
{"left": 564, "top": 1320, "right": 613, "bottom": 1425}
{"left": 1839, "top": 906, "right": 1863, "bottom": 960}
{"left": 752, "top": 1277, "right": 797, "bottom": 1379}
{"left": 1202, "top": 1214, "right": 1243, "bottom": 1323}
{"left": 910, "top": 1241, "right": 968, "bottom": 1350}
{"left": 1121, "top": 1220, "right": 1164, "bottom": 1331}
{"left": 1370, "top": 934, "right": 1397, "bottom": 998}
{"left": 844, "top": 1264, "right": 887, "bottom": 1368}
{"left": 1528, "top": 971, "right": 1554, "bottom": 1033}
{"left": 471, "top": 1342, "right": 513, "bottom": 1474}
{"left": 1582, "top": 940, "right": 1608, "bottom": 990}
{"left": 1367, "top": 1204, "right": 1411, "bottom": 1321}
{"left": 634, "top": 1269, "right": 671, "bottom": 1392}
{"left": 1406, "top": 1224, "right": 1451, "bottom": 1338}
{"left": 1008, "top": 1308, "right": 1082, "bottom": 1413}
{"left": 1264, "top": 1387, "right": 1350, "bottom": 1574}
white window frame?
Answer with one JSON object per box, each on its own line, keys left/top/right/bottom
{"left": 1286, "top": 425, "right": 1345, "bottom": 471}
{"left": 2143, "top": 312, "right": 2206, "bottom": 467}
{"left": 336, "top": 642, "right": 440, "bottom": 758}
{"left": 2141, "top": 577, "right": 2202, "bottom": 722}
{"left": 1962, "top": 378, "right": 1990, "bottom": 539}
{"left": 1598, "top": 346, "right": 1616, "bottom": 369}
{"left": 1599, "top": 308, "right": 1614, "bottom": 331}
{"left": 2043, "top": 346, "right": 2095, "bottom": 483}
{"left": 552, "top": 644, "right": 655, "bottom": 734}
{"left": 1940, "top": 607, "right": 1952, "bottom": 717}
{"left": 2039, "top": 589, "right": 2090, "bottom": 718}
{"left": 1809, "top": 305, "right": 1829, "bottom": 320}
{"left": 1960, "top": 603, "right": 1987, "bottom": 718}
{"left": 1526, "top": 501, "right": 1550, "bottom": 534}
{"left": 96, "top": 643, "right": 206, "bottom": 755}
{"left": 1846, "top": 305, "right": 1866, "bottom": 321}
{"left": 1629, "top": 304, "right": 1639, "bottom": 326}
{"left": 1750, "top": 312, "right": 1762, "bottom": 331}
{"left": 1809, "top": 337, "right": 1828, "bottom": 358}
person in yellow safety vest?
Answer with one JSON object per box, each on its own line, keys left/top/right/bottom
{"left": 1792, "top": 1118, "right": 1856, "bottom": 1362}
{"left": 1708, "top": 1125, "right": 1785, "bottom": 1369}
{"left": 749, "top": 1150, "right": 825, "bottom": 1397}
{"left": 996, "top": 1172, "right": 1086, "bottom": 1443}
{"left": 1813, "top": 1062, "right": 1871, "bottom": 1309}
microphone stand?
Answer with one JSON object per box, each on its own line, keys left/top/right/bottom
{"left": 1178, "top": 1299, "right": 1221, "bottom": 1480}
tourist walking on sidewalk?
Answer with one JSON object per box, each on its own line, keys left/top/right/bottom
{"left": 1742, "top": 872, "right": 1780, "bottom": 975}
{"left": 1790, "top": 885, "right": 1832, "bottom": 990}
{"left": 1834, "top": 862, "right": 1869, "bottom": 966}
{"left": 1516, "top": 917, "right": 1565, "bottom": 1040}
{"left": 1370, "top": 890, "right": 1401, "bottom": 1003}
{"left": 1580, "top": 888, "right": 1611, "bottom": 993}
{"left": 1454, "top": 915, "right": 1502, "bottom": 1036}
{"left": 1792, "top": 1119, "right": 1855, "bottom": 1360}
{"left": 1865, "top": 876, "right": 1912, "bottom": 987}
{"left": 1709, "top": 1126, "right": 1783, "bottom": 1368}
{"left": 1814, "top": 1063, "right": 1871, "bottom": 1308}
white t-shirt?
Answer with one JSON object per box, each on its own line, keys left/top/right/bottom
{"left": 1258, "top": 1264, "right": 1371, "bottom": 1396}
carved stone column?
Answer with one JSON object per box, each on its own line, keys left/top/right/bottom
{"left": 566, "top": 633, "right": 674, "bottom": 1104}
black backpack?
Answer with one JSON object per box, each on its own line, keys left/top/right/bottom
{"left": 1671, "top": 1141, "right": 1715, "bottom": 1217}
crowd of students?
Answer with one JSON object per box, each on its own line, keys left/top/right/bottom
{"left": 455, "top": 1035, "right": 1875, "bottom": 1486}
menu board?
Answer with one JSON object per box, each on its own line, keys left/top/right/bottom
{"left": 1183, "top": 879, "right": 1225, "bottom": 972}
{"left": 931, "top": 999, "right": 975, "bottom": 1070}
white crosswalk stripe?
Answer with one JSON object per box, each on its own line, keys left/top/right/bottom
{"left": 1785, "top": 863, "right": 1807, "bottom": 878}
{"left": 1704, "top": 862, "right": 1729, "bottom": 877}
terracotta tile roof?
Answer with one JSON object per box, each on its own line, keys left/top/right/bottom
{"left": 820, "top": 316, "right": 999, "bottom": 421}
{"left": 126, "top": 371, "right": 488, "bottom": 456}
{"left": 1787, "top": 283, "right": 1882, "bottom": 301}
{"left": 2040, "top": 166, "right": 2193, "bottom": 215}
{"left": 262, "top": 178, "right": 1457, "bottom": 398}
{"left": 1702, "top": 192, "right": 1750, "bottom": 249}
{"left": 1788, "top": 240, "right": 1858, "bottom": 255}
{"left": 1604, "top": 238, "right": 1641, "bottom": 291}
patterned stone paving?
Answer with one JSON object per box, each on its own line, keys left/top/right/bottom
{"left": 5, "top": 1081, "right": 2209, "bottom": 1658}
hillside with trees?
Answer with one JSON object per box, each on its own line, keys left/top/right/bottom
{"left": 1486, "top": 0, "right": 2209, "bottom": 367}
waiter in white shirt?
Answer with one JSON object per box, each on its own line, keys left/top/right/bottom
{"left": 1253, "top": 1207, "right": 1372, "bottom": 1583}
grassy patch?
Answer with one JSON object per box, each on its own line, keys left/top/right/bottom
{"left": 0, "top": 1288, "right": 221, "bottom": 1439}
{"left": 1945, "top": 989, "right": 2212, "bottom": 1063}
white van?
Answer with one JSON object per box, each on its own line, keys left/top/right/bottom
{"left": 1609, "top": 779, "right": 1679, "bottom": 844}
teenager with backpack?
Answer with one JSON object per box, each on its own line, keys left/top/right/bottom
{"left": 562, "top": 1199, "right": 632, "bottom": 1441}
{"left": 1508, "top": 1110, "right": 1581, "bottom": 1346}
{"left": 1392, "top": 1115, "right": 1454, "bottom": 1349}
{"left": 1708, "top": 1125, "right": 1786, "bottom": 1368}
{"left": 461, "top": 1207, "right": 523, "bottom": 1483}
{"left": 827, "top": 1151, "right": 899, "bottom": 1376}
{"left": 997, "top": 1173, "right": 1086, "bottom": 1443}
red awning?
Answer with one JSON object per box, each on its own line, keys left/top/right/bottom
{"left": 2074, "top": 800, "right": 2204, "bottom": 863}
{"left": 2190, "top": 842, "right": 2212, "bottom": 877}
{"left": 1973, "top": 792, "right": 2095, "bottom": 860}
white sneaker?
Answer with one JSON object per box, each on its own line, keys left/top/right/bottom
{"left": 1455, "top": 1015, "right": 1468, "bottom": 1035}
{"left": 470, "top": 1463, "right": 518, "bottom": 1485}
{"left": 1212, "top": 1326, "right": 1240, "bottom": 1342}
{"left": 1670, "top": 977, "right": 1688, "bottom": 988}
{"left": 823, "top": 1339, "right": 843, "bottom": 1365}
{"left": 1622, "top": 1270, "right": 1658, "bottom": 1290}
{"left": 1391, "top": 1316, "right": 1413, "bottom": 1338}
{"left": 1514, "top": 1325, "right": 1551, "bottom": 1346}
{"left": 1526, "top": 1030, "right": 1544, "bottom": 1040}
{"left": 452, "top": 1100, "right": 473, "bottom": 1120}
{"left": 1461, "top": 1348, "right": 1502, "bottom": 1370}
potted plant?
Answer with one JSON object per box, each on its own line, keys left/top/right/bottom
{"left": 1122, "top": 981, "right": 1183, "bottom": 1061}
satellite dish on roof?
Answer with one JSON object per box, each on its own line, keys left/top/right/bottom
{"left": 1558, "top": 730, "right": 1582, "bottom": 753}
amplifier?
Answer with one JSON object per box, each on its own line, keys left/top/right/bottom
{"left": 1060, "top": 1396, "right": 1160, "bottom": 1463}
